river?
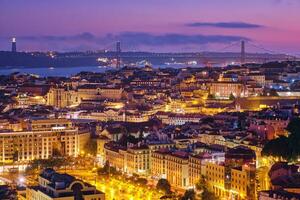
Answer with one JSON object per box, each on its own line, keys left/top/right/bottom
{"left": 0, "top": 64, "right": 202, "bottom": 77}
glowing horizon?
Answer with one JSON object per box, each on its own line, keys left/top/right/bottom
{"left": 1, "top": 0, "right": 300, "bottom": 54}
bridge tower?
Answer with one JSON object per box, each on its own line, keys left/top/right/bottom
{"left": 241, "top": 40, "right": 245, "bottom": 65}
{"left": 116, "top": 41, "right": 121, "bottom": 68}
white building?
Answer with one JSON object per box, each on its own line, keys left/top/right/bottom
{"left": 21, "top": 168, "right": 105, "bottom": 200}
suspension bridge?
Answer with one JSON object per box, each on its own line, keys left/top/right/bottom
{"left": 96, "top": 40, "right": 299, "bottom": 68}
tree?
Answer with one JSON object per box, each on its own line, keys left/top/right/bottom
{"left": 156, "top": 179, "right": 171, "bottom": 194}
{"left": 136, "top": 177, "right": 148, "bottom": 185}
{"left": 237, "top": 113, "right": 247, "bottom": 129}
{"left": 83, "top": 139, "right": 97, "bottom": 156}
{"left": 286, "top": 118, "right": 300, "bottom": 160}
{"left": 201, "top": 117, "right": 214, "bottom": 124}
{"left": 263, "top": 89, "right": 278, "bottom": 97}
{"left": 229, "top": 93, "right": 236, "bottom": 101}
{"left": 201, "top": 189, "right": 219, "bottom": 200}
{"left": 207, "top": 94, "right": 215, "bottom": 99}
{"left": 97, "top": 161, "right": 120, "bottom": 176}
{"left": 269, "top": 89, "right": 279, "bottom": 96}
{"left": 52, "top": 148, "right": 63, "bottom": 157}
{"left": 25, "top": 157, "right": 67, "bottom": 174}
{"left": 195, "top": 176, "right": 219, "bottom": 200}
{"left": 287, "top": 118, "right": 300, "bottom": 134}
{"left": 262, "top": 136, "right": 289, "bottom": 160}
{"left": 119, "top": 134, "right": 140, "bottom": 147}
{"left": 181, "top": 189, "right": 196, "bottom": 200}
{"left": 97, "top": 161, "right": 110, "bottom": 175}
{"left": 262, "top": 118, "right": 300, "bottom": 161}
{"left": 195, "top": 175, "right": 207, "bottom": 191}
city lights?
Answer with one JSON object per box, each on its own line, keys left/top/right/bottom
{"left": 0, "top": 1, "right": 300, "bottom": 200}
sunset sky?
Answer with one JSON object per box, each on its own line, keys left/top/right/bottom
{"left": 1, "top": 0, "right": 300, "bottom": 53}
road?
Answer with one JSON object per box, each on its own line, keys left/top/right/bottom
{"left": 60, "top": 169, "right": 164, "bottom": 200}
{"left": 0, "top": 168, "right": 164, "bottom": 200}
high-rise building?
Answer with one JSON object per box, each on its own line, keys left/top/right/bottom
{"left": 11, "top": 37, "right": 17, "bottom": 52}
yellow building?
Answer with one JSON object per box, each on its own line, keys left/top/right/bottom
{"left": 247, "top": 73, "right": 266, "bottom": 87}
{"left": 231, "top": 167, "right": 249, "bottom": 198}
{"left": 46, "top": 87, "right": 78, "bottom": 108}
{"left": 165, "top": 151, "right": 189, "bottom": 189}
{"left": 96, "top": 135, "right": 111, "bottom": 165}
{"left": 206, "top": 162, "right": 226, "bottom": 197}
{"left": 0, "top": 119, "right": 23, "bottom": 131}
{"left": 29, "top": 118, "right": 73, "bottom": 131}
{"left": 14, "top": 94, "right": 46, "bottom": 108}
{"left": 79, "top": 110, "right": 149, "bottom": 123}
{"left": 104, "top": 143, "right": 126, "bottom": 171}
{"left": 46, "top": 85, "right": 124, "bottom": 108}
{"left": 80, "top": 110, "right": 125, "bottom": 122}
{"left": 189, "top": 154, "right": 211, "bottom": 188}
{"left": 104, "top": 143, "right": 151, "bottom": 175}
{"left": 209, "top": 82, "right": 246, "bottom": 98}
{"left": 205, "top": 162, "right": 256, "bottom": 200}
{"left": 0, "top": 119, "right": 90, "bottom": 163}
{"left": 126, "top": 146, "right": 150, "bottom": 175}
{"left": 77, "top": 85, "right": 124, "bottom": 101}
{"left": 151, "top": 149, "right": 169, "bottom": 179}
{"left": 104, "top": 142, "right": 177, "bottom": 176}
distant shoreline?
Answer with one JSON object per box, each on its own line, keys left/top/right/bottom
{"left": 0, "top": 66, "right": 114, "bottom": 77}
{"left": 0, "top": 65, "right": 107, "bottom": 69}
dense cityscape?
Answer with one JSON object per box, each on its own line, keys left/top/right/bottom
{"left": 1, "top": 1, "right": 300, "bottom": 200}
{"left": 1, "top": 47, "right": 300, "bottom": 199}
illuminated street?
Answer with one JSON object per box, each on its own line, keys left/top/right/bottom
{"left": 61, "top": 170, "right": 164, "bottom": 200}
{"left": 0, "top": 169, "right": 164, "bottom": 200}
{"left": 94, "top": 177, "right": 163, "bottom": 200}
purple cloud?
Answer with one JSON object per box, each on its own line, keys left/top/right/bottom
{"left": 186, "top": 22, "right": 264, "bottom": 29}
{"left": 0, "top": 32, "right": 251, "bottom": 52}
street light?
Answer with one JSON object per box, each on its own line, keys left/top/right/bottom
{"left": 19, "top": 177, "right": 25, "bottom": 183}
{"left": 18, "top": 176, "right": 25, "bottom": 187}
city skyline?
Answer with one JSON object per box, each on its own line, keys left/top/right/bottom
{"left": 1, "top": 0, "right": 300, "bottom": 53}
{"left": 1, "top": 1, "right": 300, "bottom": 200}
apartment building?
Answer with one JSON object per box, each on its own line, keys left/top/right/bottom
{"left": 103, "top": 143, "right": 126, "bottom": 171}
{"left": 0, "top": 119, "right": 90, "bottom": 163}
{"left": 29, "top": 118, "right": 73, "bottom": 131}
{"left": 104, "top": 143, "right": 151, "bottom": 176}
{"left": 206, "top": 162, "right": 256, "bottom": 200}
{"left": 126, "top": 145, "right": 150, "bottom": 175}
{"left": 204, "top": 146, "right": 257, "bottom": 200}
{"left": 0, "top": 129, "right": 90, "bottom": 163}
{"left": 189, "top": 154, "right": 212, "bottom": 187}
{"left": 247, "top": 73, "right": 266, "bottom": 87}
{"left": 151, "top": 149, "right": 170, "bottom": 179}
{"left": 165, "top": 151, "right": 190, "bottom": 189}
{"left": 209, "top": 82, "right": 246, "bottom": 98}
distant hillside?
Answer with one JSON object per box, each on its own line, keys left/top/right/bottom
{"left": 0, "top": 51, "right": 291, "bottom": 68}
{"left": 0, "top": 51, "right": 103, "bottom": 67}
